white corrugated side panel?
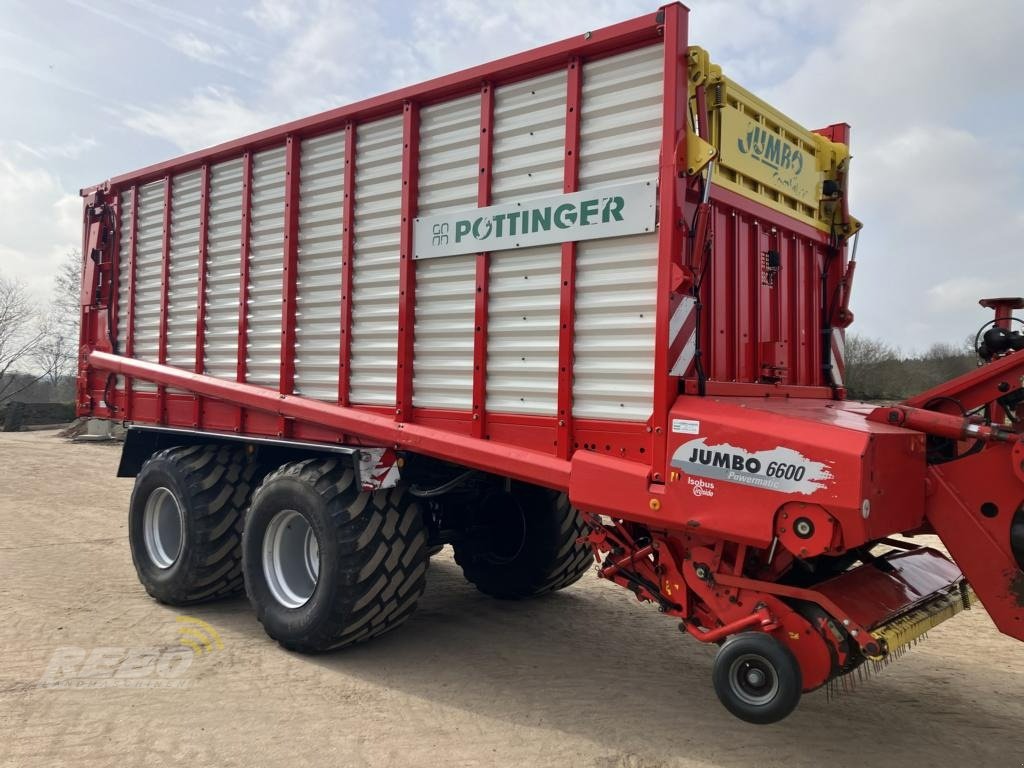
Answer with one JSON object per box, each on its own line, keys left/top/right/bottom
{"left": 295, "top": 130, "right": 345, "bottom": 401}
{"left": 116, "top": 191, "right": 132, "bottom": 388}
{"left": 204, "top": 158, "right": 244, "bottom": 381}
{"left": 350, "top": 115, "right": 403, "bottom": 406}
{"left": 246, "top": 146, "right": 286, "bottom": 389}
{"left": 166, "top": 170, "right": 202, "bottom": 391}
{"left": 486, "top": 70, "right": 566, "bottom": 416}
{"left": 131, "top": 180, "right": 166, "bottom": 392}
{"left": 573, "top": 45, "right": 662, "bottom": 422}
{"left": 413, "top": 94, "right": 479, "bottom": 410}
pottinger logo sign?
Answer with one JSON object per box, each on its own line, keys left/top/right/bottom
{"left": 671, "top": 438, "right": 833, "bottom": 495}
{"left": 413, "top": 179, "right": 657, "bottom": 260}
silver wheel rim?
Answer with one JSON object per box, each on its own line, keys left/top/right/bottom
{"left": 263, "top": 510, "right": 320, "bottom": 609}
{"left": 143, "top": 486, "right": 185, "bottom": 569}
{"left": 728, "top": 653, "right": 780, "bottom": 707}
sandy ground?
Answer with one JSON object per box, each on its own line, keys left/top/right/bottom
{"left": 0, "top": 429, "right": 1021, "bottom": 768}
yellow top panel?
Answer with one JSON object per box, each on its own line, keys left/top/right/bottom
{"left": 718, "top": 105, "right": 820, "bottom": 209}
{"left": 689, "top": 47, "right": 857, "bottom": 235}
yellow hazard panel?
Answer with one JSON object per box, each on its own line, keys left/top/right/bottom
{"left": 688, "top": 47, "right": 854, "bottom": 234}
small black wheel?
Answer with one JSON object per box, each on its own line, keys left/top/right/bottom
{"left": 712, "top": 632, "right": 802, "bottom": 724}
{"left": 128, "top": 444, "right": 262, "bottom": 605}
{"left": 453, "top": 483, "right": 592, "bottom": 599}
{"left": 243, "top": 458, "right": 428, "bottom": 652}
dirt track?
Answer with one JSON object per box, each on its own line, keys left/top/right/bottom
{"left": 0, "top": 430, "right": 1021, "bottom": 767}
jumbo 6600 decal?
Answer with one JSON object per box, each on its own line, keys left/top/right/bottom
{"left": 672, "top": 438, "right": 833, "bottom": 495}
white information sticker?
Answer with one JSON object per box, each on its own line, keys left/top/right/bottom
{"left": 671, "top": 419, "right": 701, "bottom": 435}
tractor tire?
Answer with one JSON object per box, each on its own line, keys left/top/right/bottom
{"left": 128, "top": 444, "right": 262, "bottom": 605}
{"left": 242, "top": 458, "right": 428, "bottom": 653}
{"left": 453, "top": 483, "right": 592, "bottom": 599}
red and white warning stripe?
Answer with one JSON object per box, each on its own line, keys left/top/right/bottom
{"left": 829, "top": 327, "right": 845, "bottom": 388}
{"left": 670, "top": 296, "right": 698, "bottom": 377}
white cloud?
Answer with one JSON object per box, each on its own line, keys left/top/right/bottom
{"left": 13, "top": 136, "right": 98, "bottom": 161}
{"left": 244, "top": 0, "right": 300, "bottom": 30}
{"left": 169, "top": 32, "right": 228, "bottom": 66}
{"left": 752, "top": 0, "right": 1024, "bottom": 350}
{"left": 119, "top": 87, "right": 275, "bottom": 153}
{"left": 927, "top": 277, "right": 1003, "bottom": 313}
{"left": 0, "top": 147, "right": 81, "bottom": 303}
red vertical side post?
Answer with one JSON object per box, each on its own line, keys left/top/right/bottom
{"left": 556, "top": 58, "right": 582, "bottom": 460}
{"left": 235, "top": 152, "right": 253, "bottom": 431}
{"left": 396, "top": 102, "right": 420, "bottom": 422}
{"left": 157, "top": 175, "right": 172, "bottom": 424}
{"left": 339, "top": 122, "right": 356, "bottom": 407}
{"left": 107, "top": 192, "right": 122, "bottom": 416}
{"left": 193, "top": 163, "right": 210, "bottom": 428}
{"left": 124, "top": 186, "right": 139, "bottom": 421}
{"left": 109, "top": 194, "right": 121, "bottom": 355}
{"left": 280, "top": 136, "right": 301, "bottom": 437}
{"left": 650, "top": 4, "right": 689, "bottom": 481}
{"left": 106, "top": 193, "right": 122, "bottom": 418}
{"left": 471, "top": 83, "right": 494, "bottom": 439}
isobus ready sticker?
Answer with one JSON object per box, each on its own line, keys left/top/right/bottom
{"left": 671, "top": 438, "right": 833, "bottom": 495}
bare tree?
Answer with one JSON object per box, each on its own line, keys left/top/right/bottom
{"left": 31, "top": 312, "right": 77, "bottom": 387}
{"left": 844, "top": 334, "right": 901, "bottom": 400}
{"left": 34, "top": 250, "right": 83, "bottom": 387}
{"left": 52, "top": 250, "right": 82, "bottom": 333}
{"left": 0, "top": 276, "right": 48, "bottom": 404}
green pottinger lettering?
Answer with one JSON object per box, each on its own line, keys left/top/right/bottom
{"left": 532, "top": 207, "right": 552, "bottom": 232}
{"left": 579, "top": 198, "right": 599, "bottom": 226}
{"left": 554, "top": 203, "right": 577, "bottom": 229}
{"left": 601, "top": 196, "right": 625, "bottom": 223}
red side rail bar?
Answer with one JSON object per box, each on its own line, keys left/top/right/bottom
{"left": 88, "top": 350, "right": 570, "bottom": 489}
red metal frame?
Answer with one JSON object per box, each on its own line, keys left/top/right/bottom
{"left": 109, "top": 195, "right": 122, "bottom": 361}
{"left": 280, "top": 137, "right": 301, "bottom": 436}
{"left": 235, "top": 152, "right": 253, "bottom": 431}
{"left": 123, "top": 186, "right": 139, "bottom": 421}
{"left": 396, "top": 102, "right": 420, "bottom": 421}
{"left": 471, "top": 83, "right": 494, "bottom": 440}
{"left": 339, "top": 122, "right": 356, "bottom": 407}
{"left": 92, "top": 350, "right": 571, "bottom": 489}
{"left": 194, "top": 164, "right": 210, "bottom": 428}
{"left": 650, "top": 4, "right": 689, "bottom": 479}
{"left": 555, "top": 58, "right": 582, "bottom": 460}
{"left": 157, "top": 175, "right": 172, "bottom": 423}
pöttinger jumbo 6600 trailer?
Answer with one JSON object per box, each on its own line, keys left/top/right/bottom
{"left": 76, "top": 3, "right": 1024, "bottom": 723}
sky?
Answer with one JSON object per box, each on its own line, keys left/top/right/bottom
{"left": 0, "top": 0, "right": 1021, "bottom": 353}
